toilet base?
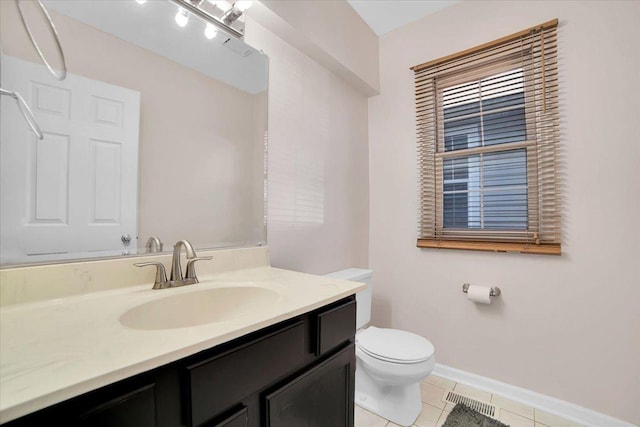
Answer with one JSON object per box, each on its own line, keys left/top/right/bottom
{"left": 355, "top": 361, "right": 423, "bottom": 427}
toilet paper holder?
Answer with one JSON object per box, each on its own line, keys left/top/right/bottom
{"left": 462, "top": 283, "right": 501, "bottom": 297}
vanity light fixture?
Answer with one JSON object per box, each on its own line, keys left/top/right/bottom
{"left": 175, "top": 7, "right": 189, "bottom": 27}
{"left": 168, "top": 0, "right": 249, "bottom": 39}
{"left": 222, "top": 1, "right": 252, "bottom": 25}
{"left": 135, "top": 0, "right": 147, "bottom": 4}
{"left": 204, "top": 22, "right": 218, "bottom": 39}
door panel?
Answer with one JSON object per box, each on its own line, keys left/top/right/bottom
{"left": 90, "top": 139, "right": 122, "bottom": 223}
{"left": 31, "top": 133, "right": 69, "bottom": 223}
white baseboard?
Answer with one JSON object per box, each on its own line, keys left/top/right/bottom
{"left": 433, "top": 364, "right": 637, "bottom": 427}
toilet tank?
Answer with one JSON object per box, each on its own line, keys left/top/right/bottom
{"left": 323, "top": 268, "right": 372, "bottom": 330}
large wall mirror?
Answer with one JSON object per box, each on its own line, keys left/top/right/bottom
{"left": 0, "top": 0, "right": 268, "bottom": 266}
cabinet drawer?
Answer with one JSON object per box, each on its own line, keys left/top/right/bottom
{"left": 185, "top": 321, "right": 305, "bottom": 427}
{"left": 316, "top": 299, "right": 356, "bottom": 356}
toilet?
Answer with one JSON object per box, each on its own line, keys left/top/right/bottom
{"left": 324, "top": 269, "right": 435, "bottom": 427}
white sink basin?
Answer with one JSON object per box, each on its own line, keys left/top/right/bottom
{"left": 119, "top": 286, "right": 280, "bottom": 330}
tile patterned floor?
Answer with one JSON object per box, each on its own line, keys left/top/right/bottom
{"left": 354, "top": 375, "right": 586, "bottom": 427}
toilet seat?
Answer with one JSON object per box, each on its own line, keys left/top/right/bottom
{"left": 357, "top": 327, "right": 434, "bottom": 364}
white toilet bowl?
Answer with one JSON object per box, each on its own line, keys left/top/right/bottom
{"left": 355, "top": 326, "right": 435, "bottom": 426}
{"left": 322, "top": 269, "right": 436, "bottom": 427}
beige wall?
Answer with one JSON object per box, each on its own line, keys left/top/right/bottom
{"left": 251, "top": 0, "right": 379, "bottom": 96}
{"left": 245, "top": 17, "right": 370, "bottom": 274}
{"left": 0, "top": 3, "right": 266, "bottom": 251}
{"left": 368, "top": 1, "right": 640, "bottom": 423}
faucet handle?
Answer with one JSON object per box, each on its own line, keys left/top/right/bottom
{"left": 134, "top": 262, "right": 169, "bottom": 289}
{"left": 185, "top": 256, "right": 213, "bottom": 282}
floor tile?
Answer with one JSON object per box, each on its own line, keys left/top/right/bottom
{"left": 355, "top": 405, "right": 388, "bottom": 427}
{"left": 492, "top": 394, "right": 535, "bottom": 419}
{"left": 535, "top": 423, "right": 551, "bottom": 427}
{"left": 452, "top": 383, "right": 492, "bottom": 402}
{"left": 443, "top": 402, "right": 456, "bottom": 412}
{"left": 414, "top": 403, "right": 443, "bottom": 427}
{"left": 419, "top": 382, "right": 447, "bottom": 409}
{"left": 534, "top": 409, "right": 583, "bottom": 427}
{"left": 423, "top": 375, "right": 455, "bottom": 390}
{"left": 435, "top": 409, "right": 451, "bottom": 427}
{"left": 499, "top": 408, "right": 535, "bottom": 427}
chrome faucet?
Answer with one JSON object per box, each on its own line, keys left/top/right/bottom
{"left": 144, "top": 236, "right": 163, "bottom": 253}
{"left": 170, "top": 240, "right": 196, "bottom": 283}
{"left": 134, "top": 239, "right": 212, "bottom": 289}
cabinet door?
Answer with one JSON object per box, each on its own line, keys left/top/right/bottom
{"left": 206, "top": 406, "right": 248, "bottom": 427}
{"left": 78, "top": 383, "right": 156, "bottom": 427}
{"left": 265, "top": 343, "right": 355, "bottom": 427}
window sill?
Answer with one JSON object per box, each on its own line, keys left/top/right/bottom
{"left": 417, "top": 239, "right": 561, "bottom": 255}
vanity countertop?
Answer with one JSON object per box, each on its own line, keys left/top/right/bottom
{"left": 0, "top": 266, "right": 365, "bottom": 424}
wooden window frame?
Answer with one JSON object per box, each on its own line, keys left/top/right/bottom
{"left": 413, "top": 20, "right": 561, "bottom": 255}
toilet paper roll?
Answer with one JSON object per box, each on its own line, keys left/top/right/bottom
{"left": 467, "top": 285, "right": 492, "bottom": 304}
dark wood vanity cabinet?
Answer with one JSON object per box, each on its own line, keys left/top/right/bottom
{"left": 4, "top": 296, "right": 356, "bottom": 427}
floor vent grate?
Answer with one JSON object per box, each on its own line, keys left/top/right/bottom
{"left": 444, "top": 391, "right": 497, "bottom": 417}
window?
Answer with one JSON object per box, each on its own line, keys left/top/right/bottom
{"left": 413, "top": 20, "right": 561, "bottom": 255}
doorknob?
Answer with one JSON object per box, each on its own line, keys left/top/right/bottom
{"left": 121, "top": 234, "right": 132, "bottom": 245}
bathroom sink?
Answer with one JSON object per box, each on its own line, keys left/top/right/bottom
{"left": 119, "top": 286, "right": 280, "bottom": 330}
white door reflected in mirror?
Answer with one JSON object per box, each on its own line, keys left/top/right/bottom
{"left": 1, "top": 56, "right": 140, "bottom": 264}
{"left": 0, "top": 0, "right": 268, "bottom": 266}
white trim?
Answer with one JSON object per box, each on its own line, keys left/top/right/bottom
{"left": 433, "top": 364, "right": 637, "bottom": 427}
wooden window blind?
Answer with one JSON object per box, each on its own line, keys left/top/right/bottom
{"left": 412, "top": 19, "right": 561, "bottom": 255}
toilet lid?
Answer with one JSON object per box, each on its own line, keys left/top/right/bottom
{"left": 357, "top": 327, "right": 434, "bottom": 363}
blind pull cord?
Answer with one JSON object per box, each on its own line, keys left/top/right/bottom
{"left": 541, "top": 30, "right": 547, "bottom": 113}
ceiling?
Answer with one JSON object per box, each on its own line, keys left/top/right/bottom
{"left": 347, "top": 0, "right": 460, "bottom": 36}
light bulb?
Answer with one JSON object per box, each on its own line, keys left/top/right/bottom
{"left": 215, "top": 1, "right": 232, "bottom": 12}
{"left": 175, "top": 8, "right": 189, "bottom": 27}
{"left": 204, "top": 23, "right": 218, "bottom": 39}
{"left": 234, "top": 1, "right": 252, "bottom": 12}
{"left": 135, "top": 0, "right": 147, "bottom": 4}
